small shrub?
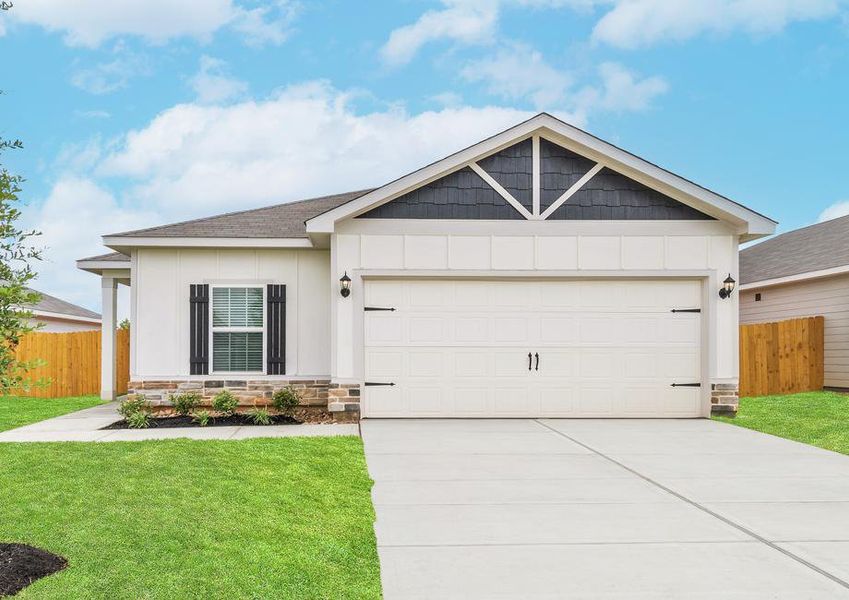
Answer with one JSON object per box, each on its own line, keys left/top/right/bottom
{"left": 118, "top": 395, "right": 151, "bottom": 418}
{"left": 126, "top": 411, "right": 151, "bottom": 429}
{"left": 212, "top": 390, "right": 238, "bottom": 416}
{"left": 192, "top": 410, "right": 212, "bottom": 427}
{"left": 271, "top": 387, "right": 300, "bottom": 415}
{"left": 248, "top": 407, "right": 272, "bottom": 425}
{"left": 170, "top": 392, "right": 201, "bottom": 416}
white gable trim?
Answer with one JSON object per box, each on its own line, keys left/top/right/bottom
{"left": 306, "top": 113, "right": 776, "bottom": 239}
{"left": 468, "top": 163, "right": 533, "bottom": 220}
{"left": 740, "top": 264, "right": 849, "bottom": 291}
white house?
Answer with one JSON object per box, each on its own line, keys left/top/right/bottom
{"left": 77, "top": 113, "right": 775, "bottom": 417}
{"left": 27, "top": 288, "right": 102, "bottom": 332}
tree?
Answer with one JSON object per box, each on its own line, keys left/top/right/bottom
{"left": 0, "top": 87, "right": 43, "bottom": 392}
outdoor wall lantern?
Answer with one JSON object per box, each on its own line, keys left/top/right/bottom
{"left": 339, "top": 272, "right": 351, "bottom": 298}
{"left": 718, "top": 273, "right": 736, "bottom": 299}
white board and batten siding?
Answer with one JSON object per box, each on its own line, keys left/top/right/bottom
{"left": 741, "top": 272, "right": 849, "bottom": 388}
{"left": 132, "top": 248, "right": 331, "bottom": 379}
{"left": 332, "top": 220, "right": 741, "bottom": 418}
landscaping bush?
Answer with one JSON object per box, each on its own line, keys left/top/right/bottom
{"left": 126, "top": 411, "right": 151, "bottom": 429}
{"left": 118, "top": 395, "right": 151, "bottom": 419}
{"left": 170, "top": 392, "right": 201, "bottom": 416}
{"left": 212, "top": 390, "right": 238, "bottom": 416}
{"left": 248, "top": 407, "right": 272, "bottom": 425}
{"left": 192, "top": 410, "right": 212, "bottom": 427}
{"left": 271, "top": 387, "right": 300, "bottom": 415}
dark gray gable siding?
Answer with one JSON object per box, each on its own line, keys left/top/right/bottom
{"left": 548, "top": 167, "right": 715, "bottom": 220}
{"left": 540, "top": 138, "right": 596, "bottom": 212}
{"left": 357, "top": 166, "right": 523, "bottom": 220}
{"left": 477, "top": 138, "right": 533, "bottom": 211}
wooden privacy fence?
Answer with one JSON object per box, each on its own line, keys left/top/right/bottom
{"left": 13, "top": 329, "right": 130, "bottom": 398}
{"left": 739, "top": 316, "right": 824, "bottom": 398}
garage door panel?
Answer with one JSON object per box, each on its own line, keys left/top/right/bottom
{"left": 364, "top": 279, "right": 703, "bottom": 418}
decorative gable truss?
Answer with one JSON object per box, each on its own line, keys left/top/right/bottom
{"left": 358, "top": 135, "right": 713, "bottom": 221}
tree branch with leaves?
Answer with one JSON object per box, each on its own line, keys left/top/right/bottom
{"left": 0, "top": 89, "right": 44, "bottom": 393}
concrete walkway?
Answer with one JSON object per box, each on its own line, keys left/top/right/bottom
{"left": 362, "top": 418, "right": 849, "bottom": 599}
{"left": 0, "top": 402, "right": 359, "bottom": 442}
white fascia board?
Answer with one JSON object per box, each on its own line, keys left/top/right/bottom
{"left": 306, "top": 112, "right": 777, "bottom": 237}
{"left": 75, "top": 260, "right": 132, "bottom": 277}
{"left": 740, "top": 264, "right": 849, "bottom": 290}
{"left": 306, "top": 119, "right": 543, "bottom": 233}
{"left": 102, "top": 236, "right": 314, "bottom": 251}
{"left": 31, "top": 309, "right": 101, "bottom": 324}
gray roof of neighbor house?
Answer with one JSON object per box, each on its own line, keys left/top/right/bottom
{"left": 108, "top": 190, "right": 374, "bottom": 238}
{"left": 29, "top": 288, "right": 101, "bottom": 320}
{"left": 740, "top": 214, "right": 849, "bottom": 284}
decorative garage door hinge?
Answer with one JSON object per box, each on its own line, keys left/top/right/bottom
{"left": 364, "top": 381, "right": 396, "bottom": 387}
{"left": 670, "top": 308, "right": 701, "bottom": 313}
{"left": 364, "top": 306, "right": 396, "bottom": 311}
{"left": 670, "top": 383, "right": 701, "bottom": 387}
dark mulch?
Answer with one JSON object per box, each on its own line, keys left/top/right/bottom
{"left": 0, "top": 543, "right": 67, "bottom": 597}
{"left": 103, "top": 413, "right": 302, "bottom": 430}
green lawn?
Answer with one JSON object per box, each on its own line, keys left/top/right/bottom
{"left": 0, "top": 395, "right": 104, "bottom": 432}
{"left": 0, "top": 437, "right": 381, "bottom": 599}
{"left": 714, "top": 390, "right": 849, "bottom": 455}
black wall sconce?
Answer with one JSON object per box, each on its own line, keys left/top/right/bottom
{"left": 718, "top": 274, "right": 736, "bottom": 299}
{"left": 339, "top": 272, "right": 351, "bottom": 298}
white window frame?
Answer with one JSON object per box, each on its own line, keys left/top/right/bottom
{"left": 209, "top": 284, "right": 266, "bottom": 375}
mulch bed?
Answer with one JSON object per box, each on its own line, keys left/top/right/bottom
{"left": 103, "top": 413, "right": 302, "bottom": 430}
{"left": 0, "top": 543, "right": 67, "bottom": 597}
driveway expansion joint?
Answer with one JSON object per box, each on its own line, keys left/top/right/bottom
{"left": 533, "top": 419, "right": 849, "bottom": 591}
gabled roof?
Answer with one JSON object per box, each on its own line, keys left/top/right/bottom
{"left": 78, "top": 251, "right": 130, "bottom": 263}
{"left": 740, "top": 214, "right": 849, "bottom": 286}
{"left": 28, "top": 288, "right": 101, "bottom": 321}
{"left": 306, "top": 112, "right": 776, "bottom": 240}
{"left": 108, "top": 190, "right": 373, "bottom": 239}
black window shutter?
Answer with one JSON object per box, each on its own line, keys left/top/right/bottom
{"left": 267, "top": 284, "right": 286, "bottom": 375}
{"left": 189, "top": 284, "right": 209, "bottom": 375}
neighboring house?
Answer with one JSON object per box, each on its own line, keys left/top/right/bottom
{"left": 26, "top": 288, "right": 101, "bottom": 332}
{"left": 740, "top": 215, "right": 849, "bottom": 389}
{"left": 77, "top": 113, "right": 775, "bottom": 417}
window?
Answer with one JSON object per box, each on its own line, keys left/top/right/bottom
{"left": 211, "top": 286, "right": 264, "bottom": 372}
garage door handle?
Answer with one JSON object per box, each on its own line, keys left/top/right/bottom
{"left": 670, "top": 383, "right": 701, "bottom": 387}
{"left": 534, "top": 352, "right": 539, "bottom": 371}
{"left": 528, "top": 352, "right": 532, "bottom": 371}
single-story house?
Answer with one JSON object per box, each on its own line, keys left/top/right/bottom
{"left": 26, "top": 288, "right": 102, "bottom": 332}
{"left": 740, "top": 214, "right": 849, "bottom": 389}
{"left": 77, "top": 113, "right": 775, "bottom": 417}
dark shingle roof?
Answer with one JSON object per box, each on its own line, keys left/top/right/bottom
{"left": 109, "top": 190, "right": 374, "bottom": 238}
{"left": 78, "top": 251, "right": 130, "bottom": 263}
{"left": 740, "top": 214, "right": 849, "bottom": 284}
{"left": 28, "top": 288, "right": 101, "bottom": 320}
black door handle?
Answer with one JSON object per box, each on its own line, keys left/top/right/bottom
{"left": 534, "top": 352, "right": 539, "bottom": 371}
{"left": 528, "top": 352, "right": 532, "bottom": 371}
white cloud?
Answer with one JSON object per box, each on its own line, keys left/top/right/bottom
{"left": 189, "top": 56, "right": 249, "bottom": 104}
{"left": 70, "top": 46, "right": 151, "bottom": 94}
{"left": 23, "top": 177, "right": 159, "bottom": 315}
{"left": 818, "top": 200, "right": 849, "bottom": 222}
{"left": 592, "top": 0, "right": 845, "bottom": 49}
{"left": 98, "top": 81, "right": 533, "bottom": 218}
{"left": 461, "top": 42, "right": 573, "bottom": 109}
{"left": 7, "top": 0, "right": 297, "bottom": 47}
{"left": 580, "top": 61, "right": 668, "bottom": 112}
{"left": 461, "top": 46, "right": 666, "bottom": 119}
{"left": 380, "top": 0, "right": 500, "bottom": 66}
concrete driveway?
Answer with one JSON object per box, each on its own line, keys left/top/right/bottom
{"left": 361, "top": 418, "right": 849, "bottom": 599}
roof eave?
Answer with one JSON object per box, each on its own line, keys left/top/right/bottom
{"left": 305, "top": 113, "right": 777, "bottom": 237}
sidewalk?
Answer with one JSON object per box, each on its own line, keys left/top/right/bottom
{"left": 0, "top": 402, "right": 359, "bottom": 442}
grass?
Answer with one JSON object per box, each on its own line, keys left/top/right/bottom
{"left": 0, "top": 395, "right": 104, "bottom": 432}
{"left": 714, "top": 390, "right": 849, "bottom": 455}
{"left": 0, "top": 437, "right": 381, "bottom": 599}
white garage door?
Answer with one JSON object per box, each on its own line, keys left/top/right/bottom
{"left": 362, "top": 279, "right": 703, "bottom": 418}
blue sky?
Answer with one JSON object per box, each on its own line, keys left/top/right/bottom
{"left": 1, "top": 0, "right": 849, "bottom": 313}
